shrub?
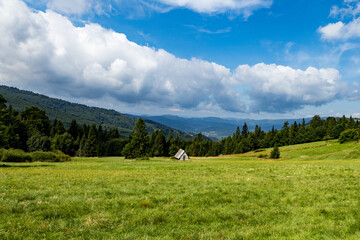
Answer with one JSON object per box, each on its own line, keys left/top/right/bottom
{"left": 31, "top": 151, "right": 59, "bottom": 162}
{"left": 270, "top": 145, "right": 280, "bottom": 159}
{"left": 30, "top": 151, "right": 71, "bottom": 162}
{"left": 339, "top": 129, "right": 359, "bottom": 144}
{"left": 54, "top": 150, "right": 71, "bottom": 162}
{"left": 1, "top": 149, "right": 32, "bottom": 163}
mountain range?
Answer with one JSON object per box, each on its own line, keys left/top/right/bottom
{"left": 142, "top": 115, "right": 311, "bottom": 140}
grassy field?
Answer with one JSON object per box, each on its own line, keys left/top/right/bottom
{"left": 1, "top": 140, "right": 360, "bottom": 239}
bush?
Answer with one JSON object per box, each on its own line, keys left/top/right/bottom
{"left": 1, "top": 149, "right": 32, "bottom": 163}
{"left": 31, "top": 150, "right": 71, "bottom": 162}
{"left": 258, "top": 154, "right": 268, "bottom": 159}
{"left": 270, "top": 145, "right": 280, "bottom": 159}
{"left": 31, "top": 151, "right": 59, "bottom": 162}
{"left": 339, "top": 129, "right": 359, "bottom": 144}
{"left": 54, "top": 150, "right": 71, "bottom": 162}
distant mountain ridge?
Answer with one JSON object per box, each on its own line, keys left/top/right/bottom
{"left": 0, "top": 85, "right": 191, "bottom": 139}
{"left": 143, "top": 115, "right": 312, "bottom": 140}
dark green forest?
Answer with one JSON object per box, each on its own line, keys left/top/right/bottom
{"left": 0, "top": 92, "right": 359, "bottom": 160}
{"left": 0, "top": 85, "right": 190, "bottom": 139}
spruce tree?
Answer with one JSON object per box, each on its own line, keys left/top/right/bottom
{"left": 68, "top": 120, "right": 79, "bottom": 140}
{"left": 235, "top": 126, "right": 241, "bottom": 140}
{"left": 123, "top": 118, "right": 149, "bottom": 159}
{"left": 270, "top": 145, "right": 280, "bottom": 159}
{"left": 241, "top": 122, "right": 249, "bottom": 137}
{"left": 84, "top": 125, "right": 97, "bottom": 157}
{"left": 153, "top": 130, "right": 166, "bottom": 156}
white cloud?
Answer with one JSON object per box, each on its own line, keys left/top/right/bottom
{"left": 330, "top": 2, "right": 360, "bottom": 19}
{"left": 0, "top": 0, "right": 349, "bottom": 114}
{"left": 155, "top": 0, "right": 272, "bottom": 16}
{"left": 319, "top": 19, "right": 360, "bottom": 41}
{"left": 320, "top": 1, "right": 360, "bottom": 41}
{"left": 233, "top": 63, "right": 347, "bottom": 112}
{"left": 27, "top": 0, "right": 273, "bottom": 18}
{"left": 352, "top": 112, "right": 360, "bottom": 118}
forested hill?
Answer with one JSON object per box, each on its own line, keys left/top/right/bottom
{"left": 0, "top": 85, "right": 191, "bottom": 138}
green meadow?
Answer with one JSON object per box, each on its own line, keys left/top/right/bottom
{"left": 1, "top": 141, "right": 360, "bottom": 239}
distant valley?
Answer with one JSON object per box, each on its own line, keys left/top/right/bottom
{"left": 143, "top": 115, "right": 312, "bottom": 140}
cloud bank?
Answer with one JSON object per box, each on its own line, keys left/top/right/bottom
{"left": 155, "top": 0, "right": 273, "bottom": 16}
{"left": 34, "top": 0, "right": 273, "bottom": 17}
{"left": 0, "top": 0, "right": 349, "bottom": 114}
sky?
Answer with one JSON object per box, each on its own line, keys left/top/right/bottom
{"left": 1, "top": 0, "right": 360, "bottom": 119}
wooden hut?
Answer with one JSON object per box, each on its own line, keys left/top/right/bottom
{"left": 174, "top": 149, "right": 189, "bottom": 161}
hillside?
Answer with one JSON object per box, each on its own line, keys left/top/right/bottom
{"left": 0, "top": 85, "right": 191, "bottom": 138}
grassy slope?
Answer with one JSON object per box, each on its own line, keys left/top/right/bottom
{"left": 1, "top": 141, "right": 360, "bottom": 239}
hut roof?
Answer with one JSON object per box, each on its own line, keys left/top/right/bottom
{"left": 175, "top": 149, "right": 186, "bottom": 159}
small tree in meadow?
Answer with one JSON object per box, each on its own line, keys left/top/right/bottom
{"left": 270, "top": 145, "right": 280, "bottom": 159}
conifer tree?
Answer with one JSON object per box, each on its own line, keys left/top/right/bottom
{"left": 241, "top": 122, "right": 249, "bottom": 137}
{"left": 270, "top": 145, "right": 280, "bottom": 159}
{"left": 84, "top": 125, "right": 97, "bottom": 157}
{"left": 347, "top": 116, "right": 355, "bottom": 129}
{"left": 68, "top": 120, "right": 79, "bottom": 140}
{"left": 153, "top": 130, "right": 166, "bottom": 156}
{"left": 122, "top": 118, "right": 149, "bottom": 159}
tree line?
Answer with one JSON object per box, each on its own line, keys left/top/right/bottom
{"left": 0, "top": 93, "right": 358, "bottom": 159}
{"left": 183, "top": 115, "right": 360, "bottom": 157}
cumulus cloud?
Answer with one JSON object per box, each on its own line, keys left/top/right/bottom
{"left": 320, "top": 1, "right": 360, "bottom": 41}
{"left": 233, "top": 64, "right": 347, "bottom": 113}
{"left": 0, "top": 0, "right": 349, "bottom": 114}
{"left": 319, "top": 19, "right": 360, "bottom": 40}
{"left": 0, "top": 0, "right": 245, "bottom": 113}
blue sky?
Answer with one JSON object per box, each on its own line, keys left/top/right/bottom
{"left": 1, "top": 0, "right": 360, "bottom": 119}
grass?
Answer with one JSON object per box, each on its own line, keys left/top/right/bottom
{"left": 1, "top": 140, "right": 360, "bottom": 239}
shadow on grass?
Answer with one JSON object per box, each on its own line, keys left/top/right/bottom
{"left": 0, "top": 164, "right": 52, "bottom": 168}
